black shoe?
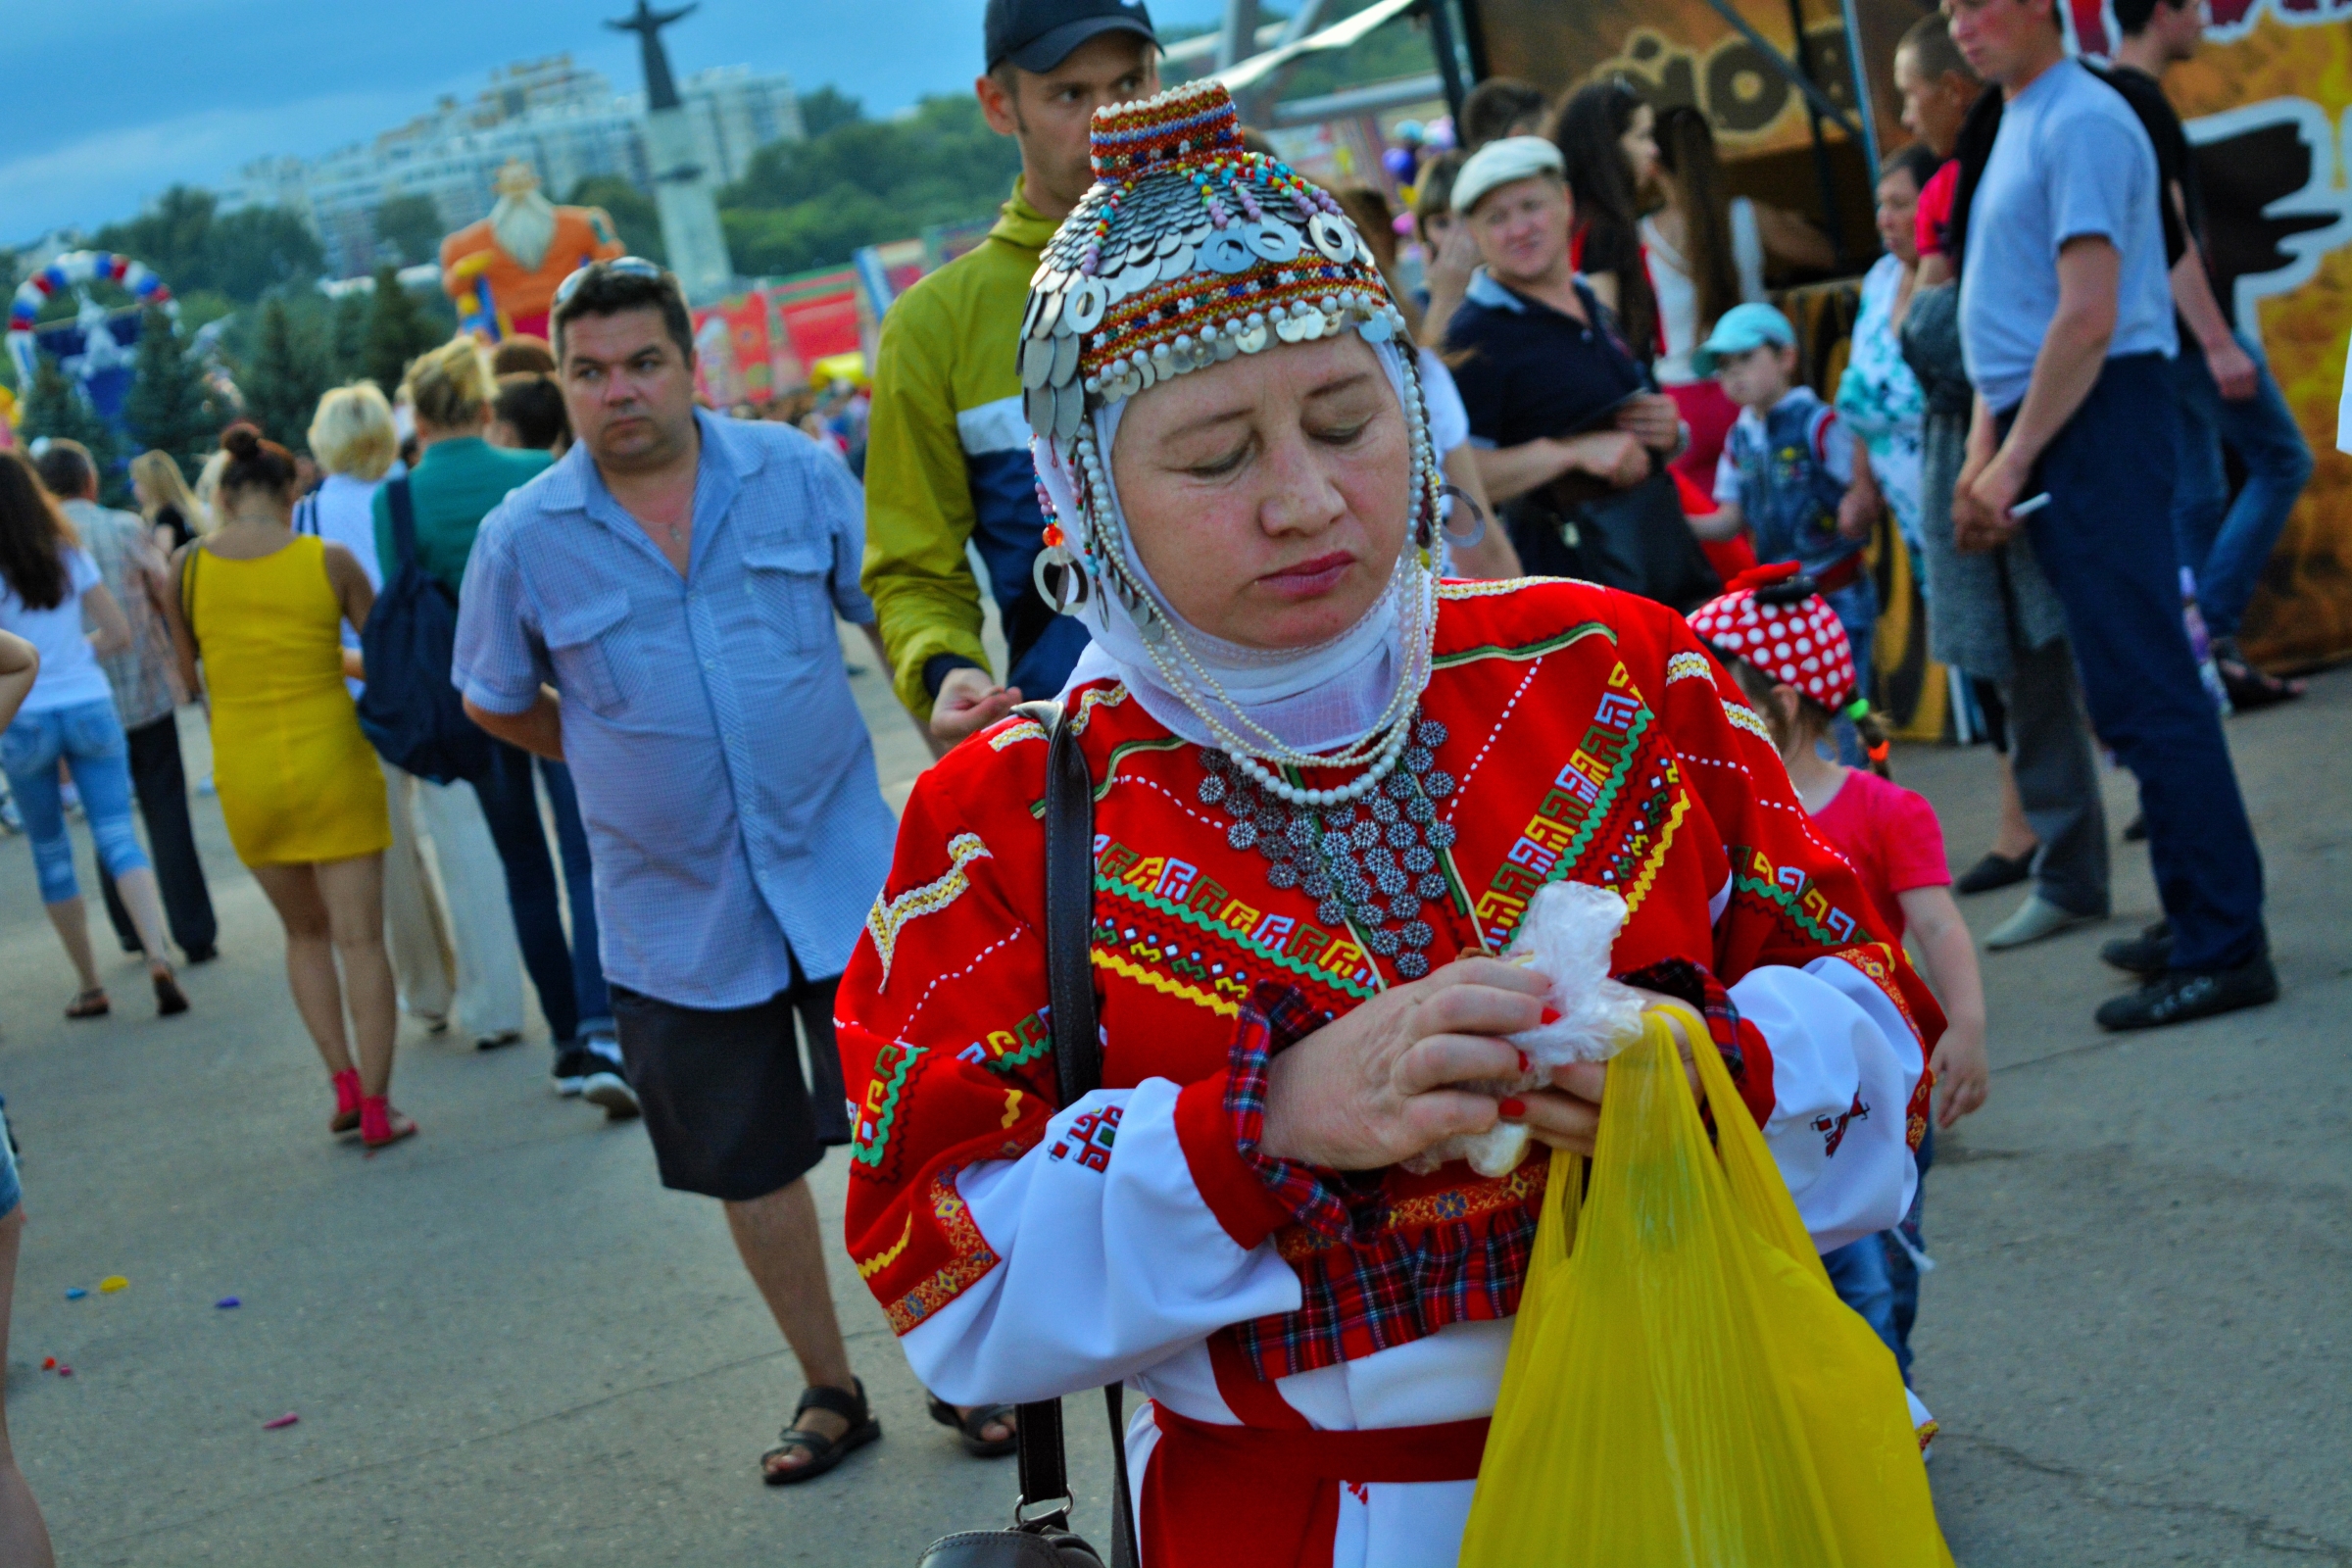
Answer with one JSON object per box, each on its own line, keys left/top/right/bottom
{"left": 2095, "top": 955, "right": 2278, "bottom": 1031}
{"left": 2099, "top": 918, "right": 2174, "bottom": 978}
{"left": 1955, "top": 850, "right": 2034, "bottom": 895}
{"left": 2123, "top": 813, "right": 2149, "bottom": 843}
{"left": 551, "top": 1047, "right": 595, "bottom": 1098}
{"left": 183, "top": 946, "right": 220, "bottom": 965}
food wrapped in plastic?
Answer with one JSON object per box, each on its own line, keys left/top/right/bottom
{"left": 1406, "top": 882, "right": 1647, "bottom": 1176}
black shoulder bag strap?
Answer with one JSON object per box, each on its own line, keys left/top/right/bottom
{"left": 386, "top": 476, "right": 421, "bottom": 570}
{"left": 1009, "top": 696, "right": 1138, "bottom": 1568}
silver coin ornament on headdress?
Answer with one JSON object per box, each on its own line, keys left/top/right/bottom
{"left": 1022, "top": 81, "right": 1458, "bottom": 978}
{"left": 1023, "top": 80, "right": 1446, "bottom": 797}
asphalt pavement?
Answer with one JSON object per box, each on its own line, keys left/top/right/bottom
{"left": 0, "top": 644, "right": 2341, "bottom": 1566}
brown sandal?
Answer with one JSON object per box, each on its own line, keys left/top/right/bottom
{"left": 66, "top": 988, "right": 110, "bottom": 1020}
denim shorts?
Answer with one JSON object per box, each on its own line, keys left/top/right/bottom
{"left": 0, "top": 699, "right": 149, "bottom": 904}
{"left": 0, "top": 1105, "right": 22, "bottom": 1223}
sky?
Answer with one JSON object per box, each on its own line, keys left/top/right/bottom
{"left": 0, "top": 0, "right": 1233, "bottom": 246}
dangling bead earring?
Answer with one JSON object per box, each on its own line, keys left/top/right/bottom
{"left": 1032, "top": 524, "right": 1090, "bottom": 612}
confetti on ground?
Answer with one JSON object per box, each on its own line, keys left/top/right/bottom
{"left": 39, "top": 1358, "right": 53, "bottom": 1371}
{"left": 63, "top": 1288, "right": 85, "bottom": 1300}
{"left": 55, "top": 1367, "right": 72, "bottom": 1379}
{"left": 216, "top": 1298, "right": 240, "bottom": 1309}
{"left": 98, "top": 1276, "right": 128, "bottom": 1295}
{"left": 263, "top": 1413, "right": 299, "bottom": 1431}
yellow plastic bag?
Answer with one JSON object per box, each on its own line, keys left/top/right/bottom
{"left": 1458, "top": 1006, "right": 1953, "bottom": 1567}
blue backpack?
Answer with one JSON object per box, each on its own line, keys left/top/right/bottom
{"left": 356, "top": 478, "right": 491, "bottom": 785}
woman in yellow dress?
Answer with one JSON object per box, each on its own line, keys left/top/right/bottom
{"left": 164, "top": 424, "right": 414, "bottom": 1149}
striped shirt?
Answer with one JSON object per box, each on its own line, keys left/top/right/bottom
{"left": 453, "top": 411, "right": 897, "bottom": 1007}
{"left": 65, "top": 500, "right": 177, "bottom": 728}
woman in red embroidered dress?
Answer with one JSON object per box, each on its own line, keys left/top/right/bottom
{"left": 839, "top": 81, "right": 1942, "bottom": 1568}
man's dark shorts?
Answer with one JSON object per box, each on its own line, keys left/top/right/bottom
{"left": 612, "top": 971, "right": 853, "bottom": 1202}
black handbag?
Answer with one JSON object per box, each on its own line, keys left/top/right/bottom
{"left": 1504, "top": 466, "right": 1721, "bottom": 612}
{"left": 917, "top": 700, "right": 1138, "bottom": 1568}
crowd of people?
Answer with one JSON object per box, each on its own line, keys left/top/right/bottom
{"left": 0, "top": 0, "right": 2327, "bottom": 1556}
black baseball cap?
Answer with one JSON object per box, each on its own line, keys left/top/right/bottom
{"left": 985, "top": 0, "right": 1157, "bottom": 73}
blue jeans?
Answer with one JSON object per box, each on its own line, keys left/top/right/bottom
{"left": 470, "top": 742, "right": 612, "bottom": 1047}
{"left": 2171, "top": 332, "right": 2313, "bottom": 640}
{"left": 1, "top": 700, "right": 150, "bottom": 905}
{"left": 2002, "top": 355, "right": 2266, "bottom": 975}
{"left": 1883, "top": 1122, "right": 1934, "bottom": 1381}
{"left": 1822, "top": 1234, "right": 1901, "bottom": 1363}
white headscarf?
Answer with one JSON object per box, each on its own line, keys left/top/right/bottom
{"left": 1039, "top": 339, "right": 1433, "bottom": 754}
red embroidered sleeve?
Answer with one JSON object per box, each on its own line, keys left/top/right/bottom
{"left": 837, "top": 720, "right": 1068, "bottom": 1335}
{"left": 1643, "top": 608, "right": 1947, "bottom": 1080}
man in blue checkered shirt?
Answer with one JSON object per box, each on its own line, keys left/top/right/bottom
{"left": 454, "top": 260, "right": 896, "bottom": 1486}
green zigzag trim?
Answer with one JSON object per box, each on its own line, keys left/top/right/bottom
{"left": 1096, "top": 875, "right": 1376, "bottom": 1000}
{"left": 1729, "top": 868, "right": 1844, "bottom": 947}
{"left": 850, "top": 1041, "right": 926, "bottom": 1169}
{"left": 1029, "top": 736, "right": 1191, "bottom": 817}
{"left": 1433, "top": 620, "right": 1616, "bottom": 669}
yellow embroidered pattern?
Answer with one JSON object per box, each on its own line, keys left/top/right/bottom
{"left": 1722, "top": 700, "right": 1772, "bottom": 742}
{"left": 990, "top": 719, "right": 1048, "bottom": 750}
{"left": 856, "top": 1215, "right": 913, "bottom": 1280}
{"left": 1666, "top": 651, "right": 1715, "bottom": 685}
{"left": 1092, "top": 948, "right": 1242, "bottom": 1017}
{"left": 866, "top": 833, "right": 993, "bottom": 987}
{"left": 1436, "top": 575, "right": 1560, "bottom": 599}
{"left": 1620, "top": 793, "right": 1690, "bottom": 915}
{"left": 1001, "top": 1089, "right": 1024, "bottom": 1129}
{"left": 1069, "top": 683, "right": 1129, "bottom": 734}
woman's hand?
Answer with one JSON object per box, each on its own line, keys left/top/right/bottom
{"left": 1505, "top": 990, "right": 1702, "bottom": 1156}
{"left": 1258, "top": 971, "right": 1709, "bottom": 1169}
{"left": 1257, "top": 957, "right": 1545, "bottom": 1170}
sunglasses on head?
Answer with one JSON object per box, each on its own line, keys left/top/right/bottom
{"left": 553, "top": 256, "right": 664, "bottom": 309}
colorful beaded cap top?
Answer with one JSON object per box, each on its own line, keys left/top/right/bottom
{"left": 1018, "top": 77, "right": 1406, "bottom": 446}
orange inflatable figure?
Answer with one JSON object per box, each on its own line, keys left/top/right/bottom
{"left": 439, "top": 161, "right": 627, "bottom": 345}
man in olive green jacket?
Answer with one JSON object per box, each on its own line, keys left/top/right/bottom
{"left": 862, "top": 0, "right": 1158, "bottom": 752}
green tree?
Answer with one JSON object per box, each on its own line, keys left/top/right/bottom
{"left": 330, "top": 291, "right": 372, "bottom": 383}
{"left": 718, "top": 94, "right": 1019, "bottom": 277}
{"left": 18, "top": 354, "right": 129, "bottom": 505}
{"left": 122, "top": 307, "right": 223, "bottom": 478}
{"left": 565, "top": 175, "right": 665, "bottom": 266}
{"left": 92, "top": 185, "right": 324, "bottom": 303}
{"left": 373, "top": 194, "right": 445, "bottom": 268}
{"left": 237, "top": 298, "right": 331, "bottom": 453}
{"left": 362, "top": 265, "right": 446, "bottom": 396}
{"left": 797, "top": 85, "right": 863, "bottom": 138}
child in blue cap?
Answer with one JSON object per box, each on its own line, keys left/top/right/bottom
{"left": 1693, "top": 302, "right": 1883, "bottom": 763}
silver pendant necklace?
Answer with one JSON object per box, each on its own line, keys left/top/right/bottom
{"left": 1198, "top": 714, "right": 1456, "bottom": 979}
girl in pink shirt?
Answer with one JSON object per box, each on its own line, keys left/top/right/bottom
{"left": 1691, "top": 564, "right": 1986, "bottom": 1386}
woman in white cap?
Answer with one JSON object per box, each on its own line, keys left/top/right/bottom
{"left": 837, "top": 81, "right": 1937, "bottom": 1565}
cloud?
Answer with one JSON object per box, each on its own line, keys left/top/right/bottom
{"left": 0, "top": 90, "right": 417, "bottom": 244}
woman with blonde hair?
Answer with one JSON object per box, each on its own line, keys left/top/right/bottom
{"left": 130, "top": 450, "right": 207, "bottom": 552}
{"left": 165, "top": 423, "right": 412, "bottom": 1147}
{"left": 375, "top": 336, "right": 629, "bottom": 1110}
{"left": 306, "top": 382, "right": 528, "bottom": 1054}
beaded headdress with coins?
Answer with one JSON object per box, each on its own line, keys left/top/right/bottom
{"left": 1024, "top": 78, "right": 1446, "bottom": 793}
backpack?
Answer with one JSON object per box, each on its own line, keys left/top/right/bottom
{"left": 355, "top": 477, "right": 491, "bottom": 785}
